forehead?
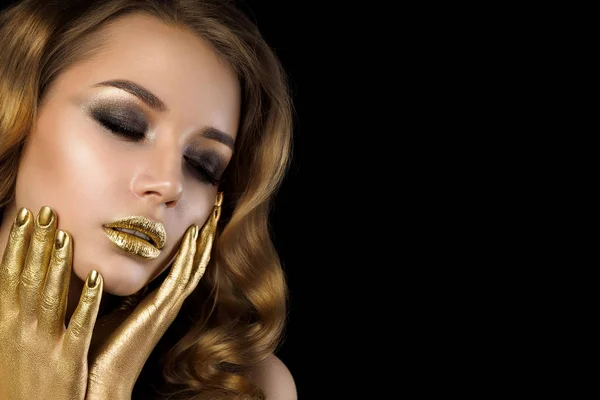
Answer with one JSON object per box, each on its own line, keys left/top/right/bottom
{"left": 52, "top": 13, "right": 241, "bottom": 138}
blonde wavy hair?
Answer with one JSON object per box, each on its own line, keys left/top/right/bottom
{"left": 0, "top": 0, "right": 293, "bottom": 398}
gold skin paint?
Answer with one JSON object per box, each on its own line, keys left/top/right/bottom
{"left": 0, "top": 193, "right": 222, "bottom": 399}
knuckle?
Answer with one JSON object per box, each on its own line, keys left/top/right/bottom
{"left": 8, "top": 228, "right": 24, "bottom": 243}
{"left": 39, "top": 294, "right": 57, "bottom": 312}
{"left": 68, "top": 320, "right": 85, "bottom": 338}
{"left": 52, "top": 249, "right": 68, "bottom": 264}
{"left": 19, "top": 272, "right": 38, "bottom": 289}
{"left": 32, "top": 226, "right": 51, "bottom": 242}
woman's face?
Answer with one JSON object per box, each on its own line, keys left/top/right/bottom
{"left": 7, "top": 14, "right": 240, "bottom": 295}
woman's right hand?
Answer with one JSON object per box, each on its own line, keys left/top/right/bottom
{"left": 0, "top": 206, "right": 103, "bottom": 400}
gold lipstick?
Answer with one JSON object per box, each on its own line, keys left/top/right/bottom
{"left": 103, "top": 216, "right": 167, "bottom": 259}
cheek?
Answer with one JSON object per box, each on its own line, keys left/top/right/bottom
{"left": 15, "top": 109, "right": 129, "bottom": 225}
{"left": 186, "top": 185, "right": 219, "bottom": 227}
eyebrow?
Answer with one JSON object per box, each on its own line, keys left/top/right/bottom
{"left": 93, "top": 79, "right": 236, "bottom": 150}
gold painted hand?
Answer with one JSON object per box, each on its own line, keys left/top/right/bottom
{"left": 0, "top": 206, "right": 103, "bottom": 400}
{"left": 85, "top": 193, "right": 223, "bottom": 399}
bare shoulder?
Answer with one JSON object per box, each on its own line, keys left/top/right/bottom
{"left": 248, "top": 353, "right": 297, "bottom": 400}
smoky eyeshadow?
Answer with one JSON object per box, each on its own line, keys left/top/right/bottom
{"left": 184, "top": 147, "right": 227, "bottom": 180}
{"left": 87, "top": 100, "right": 148, "bottom": 134}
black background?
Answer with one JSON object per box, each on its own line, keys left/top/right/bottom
{"left": 228, "top": 2, "right": 337, "bottom": 396}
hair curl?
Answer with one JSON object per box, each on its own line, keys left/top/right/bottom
{"left": 0, "top": 0, "right": 293, "bottom": 398}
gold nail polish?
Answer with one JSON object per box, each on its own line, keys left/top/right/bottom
{"left": 16, "top": 208, "right": 29, "bottom": 226}
{"left": 213, "top": 206, "right": 221, "bottom": 221}
{"left": 88, "top": 270, "right": 99, "bottom": 288}
{"left": 55, "top": 230, "right": 66, "bottom": 249}
{"left": 38, "top": 206, "right": 53, "bottom": 227}
{"left": 215, "top": 192, "right": 223, "bottom": 207}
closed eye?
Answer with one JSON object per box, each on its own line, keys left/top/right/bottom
{"left": 90, "top": 105, "right": 147, "bottom": 141}
{"left": 96, "top": 116, "right": 146, "bottom": 141}
{"left": 87, "top": 103, "right": 225, "bottom": 186}
{"left": 183, "top": 154, "right": 221, "bottom": 186}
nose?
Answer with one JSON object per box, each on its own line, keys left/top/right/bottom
{"left": 130, "top": 151, "right": 183, "bottom": 209}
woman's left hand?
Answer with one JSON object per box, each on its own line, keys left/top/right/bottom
{"left": 85, "top": 196, "right": 222, "bottom": 400}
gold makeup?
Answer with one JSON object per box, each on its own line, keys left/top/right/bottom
{"left": 103, "top": 216, "right": 166, "bottom": 259}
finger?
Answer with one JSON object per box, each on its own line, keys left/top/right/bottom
{"left": 90, "top": 227, "right": 198, "bottom": 369}
{"left": 187, "top": 206, "right": 221, "bottom": 296}
{"left": 38, "top": 230, "right": 72, "bottom": 336}
{"left": 19, "top": 206, "right": 57, "bottom": 319}
{"left": 64, "top": 270, "right": 102, "bottom": 355}
{"left": 89, "top": 226, "right": 198, "bottom": 360}
{"left": 154, "top": 225, "right": 198, "bottom": 306}
{"left": 0, "top": 208, "right": 33, "bottom": 309}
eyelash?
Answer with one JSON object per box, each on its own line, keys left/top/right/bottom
{"left": 95, "top": 117, "right": 220, "bottom": 186}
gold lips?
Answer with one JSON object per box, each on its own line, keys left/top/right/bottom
{"left": 103, "top": 216, "right": 167, "bottom": 259}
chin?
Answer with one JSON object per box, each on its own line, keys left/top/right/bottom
{"left": 101, "top": 279, "right": 146, "bottom": 297}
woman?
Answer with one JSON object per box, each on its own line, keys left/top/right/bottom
{"left": 0, "top": 0, "right": 296, "bottom": 398}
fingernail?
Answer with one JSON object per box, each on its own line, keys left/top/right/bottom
{"left": 88, "top": 270, "right": 99, "bottom": 288}
{"left": 55, "top": 230, "right": 66, "bottom": 249}
{"left": 38, "top": 206, "right": 53, "bottom": 227}
{"left": 16, "top": 208, "right": 30, "bottom": 226}
{"left": 213, "top": 206, "right": 221, "bottom": 221}
{"left": 215, "top": 192, "right": 223, "bottom": 207}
